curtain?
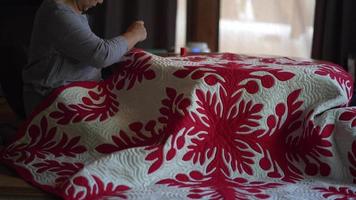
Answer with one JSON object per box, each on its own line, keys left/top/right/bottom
{"left": 0, "top": 0, "right": 42, "bottom": 118}
{"left": 89, "top": 0, "right": 177, "bottom": 51}
{"left": 312, "top": 0, "right": 356, "bottom": 70}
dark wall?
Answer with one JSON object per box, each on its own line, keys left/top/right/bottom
{"left": 0, "top": 0, "right": 42, "bottom": 118}
{"left": 0, "top": 0, "right": 42, "bottom": 49}
{"left": 88, "top": 0, "right": 177, "bottom": 51}
{"left": 0, "top": 0, "right": 177, "bottom": 52}
{"left": 0, "top": 0, "right": 177, "bottom": 117}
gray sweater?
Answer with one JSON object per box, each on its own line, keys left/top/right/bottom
{"left": 23, "top": 0, "right": 128, "bottom": 115}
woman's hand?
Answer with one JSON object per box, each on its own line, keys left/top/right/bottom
{"left": 122, "top": 21, "right": 147, "bottom": 49}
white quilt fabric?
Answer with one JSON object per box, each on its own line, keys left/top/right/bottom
{"left": 1, "top": 50, "right": 356, "bottom": 199}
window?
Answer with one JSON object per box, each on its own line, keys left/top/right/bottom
{"left": 219, "top": 0, "right": 316, "bottom": 58}
{"left": 175, "top": 0, "right": 187, "bottom": 53}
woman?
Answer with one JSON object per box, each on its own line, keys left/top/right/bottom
{"left": 23, "top": 0, "right": 147, "bottom": 116}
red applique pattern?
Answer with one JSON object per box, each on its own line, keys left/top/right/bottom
{"left": 1, "top": 50, "right": 355, "bottom": 199}
{"left": 63, "top": 175, "right": 130, "bottom": 200}
{"left": 158, "top": 171, "right": 282, "bottom": 200}
{"left": 3, "top": 117, "right": 86, "bottom": 164}
{"left": 314, "top": 186, "right": 356, "bottom": 200}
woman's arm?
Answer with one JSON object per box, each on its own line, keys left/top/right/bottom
{"left": 122, "top": 21, "right": 147, "bottom": 50}
{"left": 48, "top": 11, "right": 146, "bottom": 69}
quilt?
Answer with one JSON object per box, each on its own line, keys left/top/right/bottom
{"left": 1, "top": 49, "right": 356, "bottom": 200}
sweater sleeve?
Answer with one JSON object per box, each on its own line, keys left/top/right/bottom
{"left": 48, "top": 10, "right": 128, "bottom": 69}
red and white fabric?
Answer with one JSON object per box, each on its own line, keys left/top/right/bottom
{"left": 1, "top": 49, "right": 356, "bottom": 199}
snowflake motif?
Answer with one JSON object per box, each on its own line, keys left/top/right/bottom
{"left": 171, "top": 62, "right": 311, "bottom": 181}
{"left": 3, "top": 117, "right": 86, "bottom": 164}
{"left": 112, "top": 49, "right": 155, "bottom": 90}
{"left": 1, "top": 50, "right": 354, "bottom": 200}
{"left": 63, "top": 175, "right": 130, "bottom": 200}
{"left": 182, "top": 88, "right": 264, "bottom": 176}
{"left": 157, "top": 170, "right": 282, "bottom": 200}
{"left": 314, "top": 186, "right": 356, "bottom": 200}
{"left": 349, "top": 141, "right": 356, "bottom": 184}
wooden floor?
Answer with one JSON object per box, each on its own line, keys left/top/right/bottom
{"left": 0, "top": 166, "right": 57, "bottom": 200}
{"left": 0, "top": 97, "right": 57, "bottom": 199}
